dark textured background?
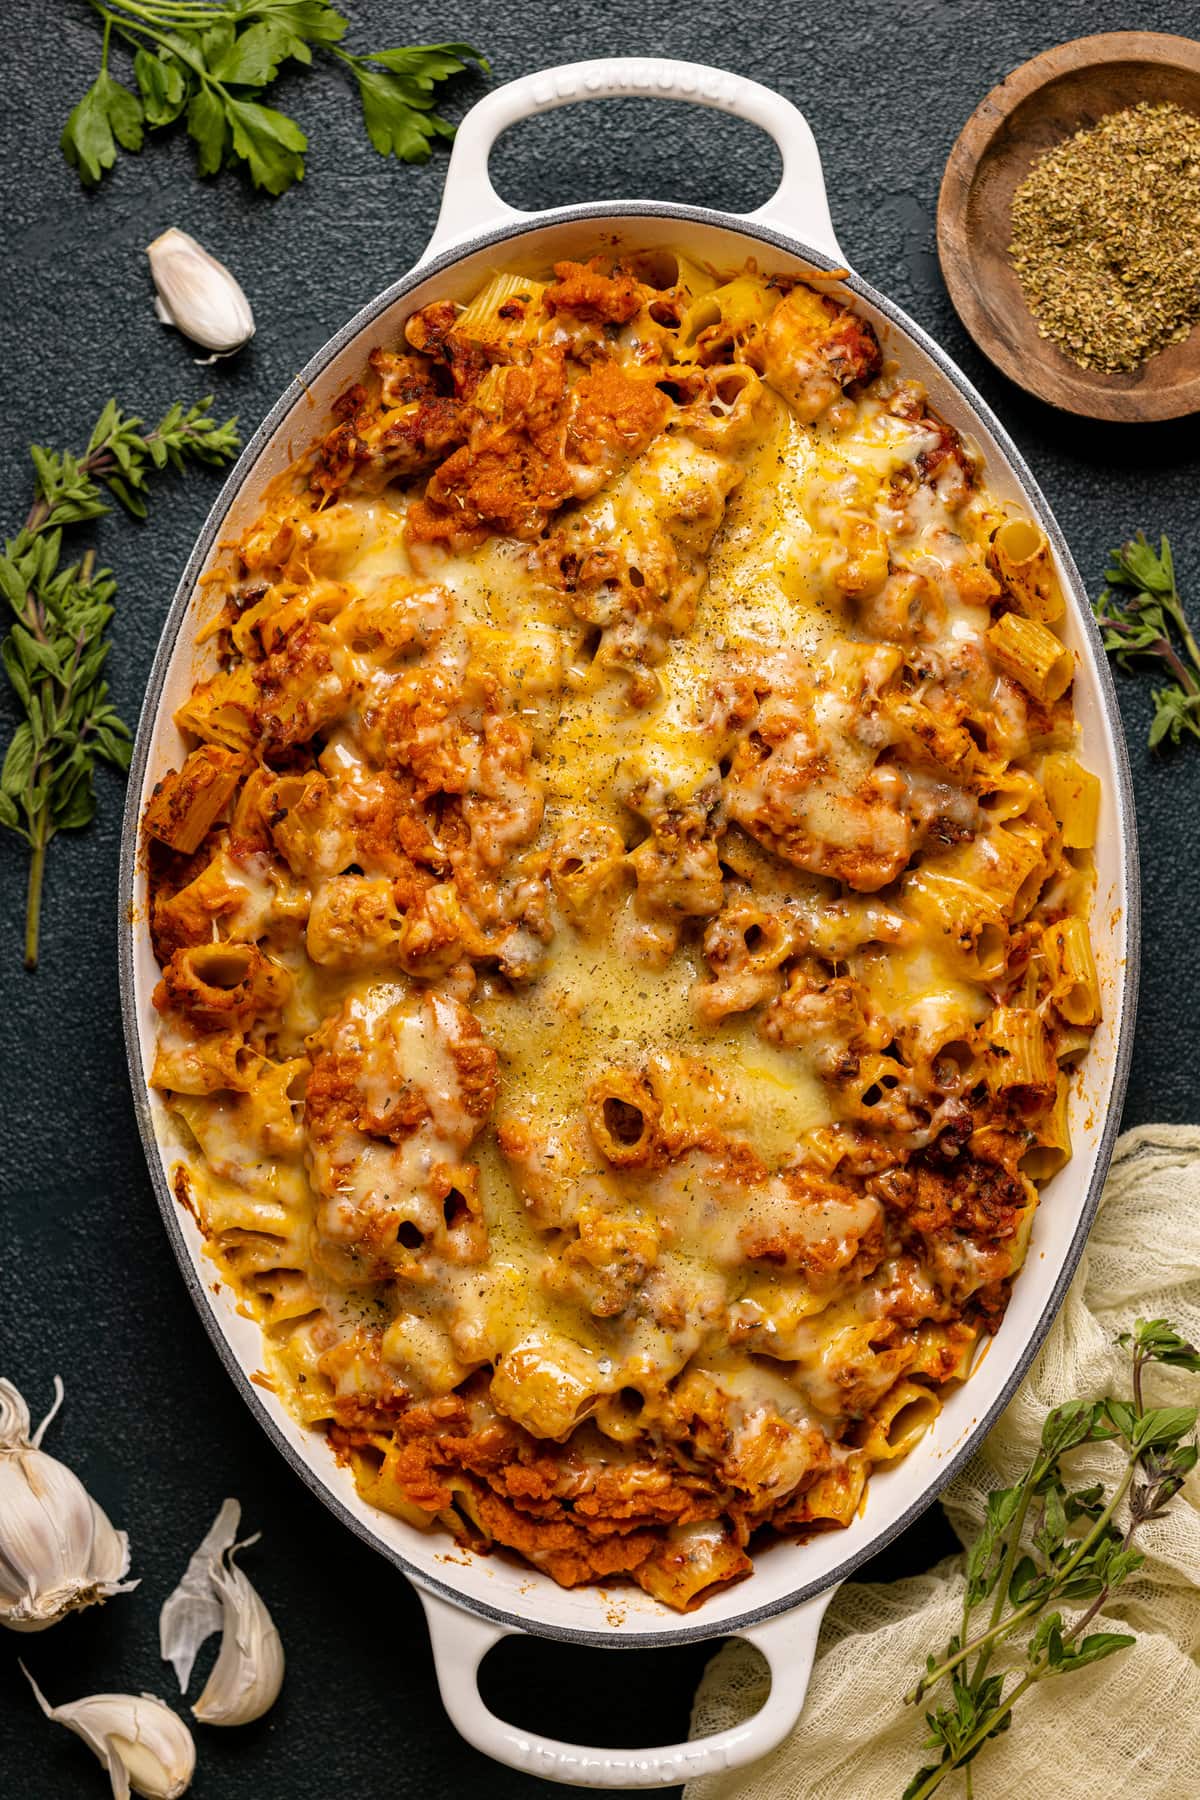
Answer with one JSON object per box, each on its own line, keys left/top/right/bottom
{"left": 2, "top": 3, "right": 1198, "bottom": 1794}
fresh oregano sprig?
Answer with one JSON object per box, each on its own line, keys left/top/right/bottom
{"left": 0, "top": 397, "right": 240, "bottom": 969}
{"left": 61, "top": 2, "right": 488, "bottom": 194}
{"left": 1093, "top": 532, "right": 1200, "bottom": 749}
{"left": 902, "top": 1317, "right": 1200, "bottom": 1799}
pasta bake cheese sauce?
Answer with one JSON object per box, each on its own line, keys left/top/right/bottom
{"left": 143, "top": 253, "right": 1101, "bottom": 1609}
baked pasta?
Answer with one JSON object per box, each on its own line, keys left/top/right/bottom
{"left": 144, "top": 249, "right": 1102, "bottom": 1611}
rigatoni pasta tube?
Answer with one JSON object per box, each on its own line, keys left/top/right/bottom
{"left": 174, "top": 665, "right": 258, "bottom": 751}
{"left": 988, "top": 517, "right": 1064, "bottom": 621}
{"left": 152, "top": 1028, "right": 249, "bottom": 1096}
{"left": 346, "top": 1444, "right": 439, "bottom": 1531}
{"left": 860, "top": 1380, "right": 942, "bottom": 1462}
{"left": 231, "top": 580, "right": 345, "bottom": 658}
{"left": 593, "top": 1387, "right": 650, "bottom": 1444}
{"left": 668, "top": 250, "right": 718, "bottom": 302}
{"left": 936, "top": 822, "right": 1045, "bottom": 915}
{"left": 908, "top": 1321, "right": 980, "bottom": 1384}
{"left": 902, "top": 868, "right": 1009, "bottom": 980}
{"left": 683, "top": 273, "right": 776, "bottom": 350}
{"left": 635, "top": 1521, "right": 752, "bottom": 1610}
{"left": 270, "top": 1321, "right": 339, "bottom": 1425}
{"left": 489, "top": 1332, "right": 608, "bottom": 1440}
{"left": 142, "top": 745, "right": 247, "bottom": 854}
{"left": 986, "top": 611, "right": 1074, "bottom": 702}
{"left": 1022, "top": 1071, "right": 1073, "bottom": 1182}
{"left": 243, "top": 1266, "right": 321, "bottom": 1329}
{"left": 1056, "top": 1023, "right": 1094, "bottom": 1063}
{"left": 985, "top": 1005, "right": 1056, "bottom": 1096}
{"left": 1006, "top": 1193, "right": 1041, "bottom": 1275}
{"left": 455, "top": 271, "right": 547, "bottom": 349}
{"left": 549, "top": 822, "right": 629, "bottom": 933}
{"left": 155, "top": 941, "right": 291, "bottom": 1030}
{"left": 586, "top": 1068, "right": 660, "bottom": 1165}
{"left": 1047, "top": 914, "right": 1102, "bottom": 1026}
{"left": 977, "top": 765, "right": 1045, "bottom": 826}
{"left": 382, "top": 1313, "right": 473, "bottom": 1398}
{"left": 1042, "top": 752, "right": 1101, "bottom": 848}
{"left": 792, "top": 1456, "right": 869, "bottom": 1528}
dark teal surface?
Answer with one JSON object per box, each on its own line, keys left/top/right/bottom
{"left": 2, "top": 3, "right": 1198, "bottom": 1794}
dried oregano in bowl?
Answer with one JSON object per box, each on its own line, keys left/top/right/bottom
{"left": 1009, "top": 100, "right": 1200, "bottom": 374}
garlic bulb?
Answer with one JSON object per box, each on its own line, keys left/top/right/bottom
{"left": 0, "top": 1377, "right": 137, "bottom": 1633}
{"left": 160, "top": 1498, "right": 284, "bottom": 1726}
{"left": 146, "top": 229, "right": 255, "bottom": 358}
{"left": 22, "top": 1666, "right": 195, "bottom": 1800}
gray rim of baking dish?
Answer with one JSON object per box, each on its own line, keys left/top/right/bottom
{"left": 118, "top": 199, "right": 1141, "bottom": 1653}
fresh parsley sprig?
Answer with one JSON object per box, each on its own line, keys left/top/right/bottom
{"left": 61, "top": 2, "right": 487, "bottom": 194}
{"left": 902, "top": 1317, "right": 1200, "bottom": 1799}
{"left": 331, "top": 41, "right": 486, "bottom": 163}
{"left": 0, "top": 398, "right": 240, "bottom": 969}
{"left": 1093, "top": 532, "right": 1200, "bottom": 749}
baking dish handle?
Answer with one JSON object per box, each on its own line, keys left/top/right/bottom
{"left": 419, "top": 58, "right": 846, "bottom": 267}
{"left": 418, "top": 1585, "right": 835, "bottom": 1789}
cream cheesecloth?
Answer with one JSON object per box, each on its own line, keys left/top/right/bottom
{"left": 686, "top": 1126, "right": 1200, "bottom": 1800}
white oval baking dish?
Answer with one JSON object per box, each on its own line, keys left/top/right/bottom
{"left": 119, "top": 58, "right": 1139, "bottom": 1791}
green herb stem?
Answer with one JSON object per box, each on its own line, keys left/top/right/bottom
{"left": 112, "top": 0, "right": 227, "bottom": 22}
{"left": 1162, "top": 589, "right": 1200, "bottom": 675}
{"left": 909, "top": 1454, "right": 1138, "bottom": 1703}
{"left": 1100, "top": 615, "right": 1198, "bottom": 697}
{"left": 91, "top": 1, "right": 217, "bottom": 85}
{"left": 0, "top": 397, "right": 238, "bottom": 967}
{"left": 23, "top": 825, "right": 47, "bottom": 971}
{"left": 1132, "top": 1346, "right": 1147, "bottom": 1416}
{"left": 971, "top": 1471, "right": 1037, "bottom": 1689}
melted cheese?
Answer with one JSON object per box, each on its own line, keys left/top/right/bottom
{"left": 475, "top": 928, "right": 828, "bottom": 1155}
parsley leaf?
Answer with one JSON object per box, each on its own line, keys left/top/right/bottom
{"left": 339, "top": 43, "right": 489, "bottom": 164}
{"left": 133, "top": 48, "right": 189, "bottom": 127}
{"left": 224, "top": 95, "right": 308, "bottom": 192}
{"left": 227, "top": 0, "right": 350, "bottom": 44}
{"left": 208, "top": 19, "right": 313, "bottom": 85}
{"left": 338, "top": 50, "right": 473, "bottom": 161}
{"left": 186, "top": 86, "right": 230, "bottom": 177}
{"left": 61, "top": 68, "right": 145, "bottom": 185}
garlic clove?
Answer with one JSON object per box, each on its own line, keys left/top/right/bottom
{"left": 145, "top": 229, "right": 255, "bottom": 358}
{"left": 22, "top": 1665, "right": 195, "bottom": 1800}
{"left": 0, "top": 1378, "right": 137, "bottom": 1633}
{"left": 160, "top": 1498, "right": 284, "bottom": 1726}
{"left": 159, "top": 1498, "right": 239, "bottom": 1692}
{"left": 191, "top": 1536, "right": 284, "bottom": 1726}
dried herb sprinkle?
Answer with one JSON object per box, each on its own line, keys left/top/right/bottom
{"left": 1009, "top": 100, "right": 1200, "bottom": 373}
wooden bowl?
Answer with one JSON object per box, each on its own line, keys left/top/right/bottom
{"left": 938, "top": 32, "right": 1200, "bottom": 422}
